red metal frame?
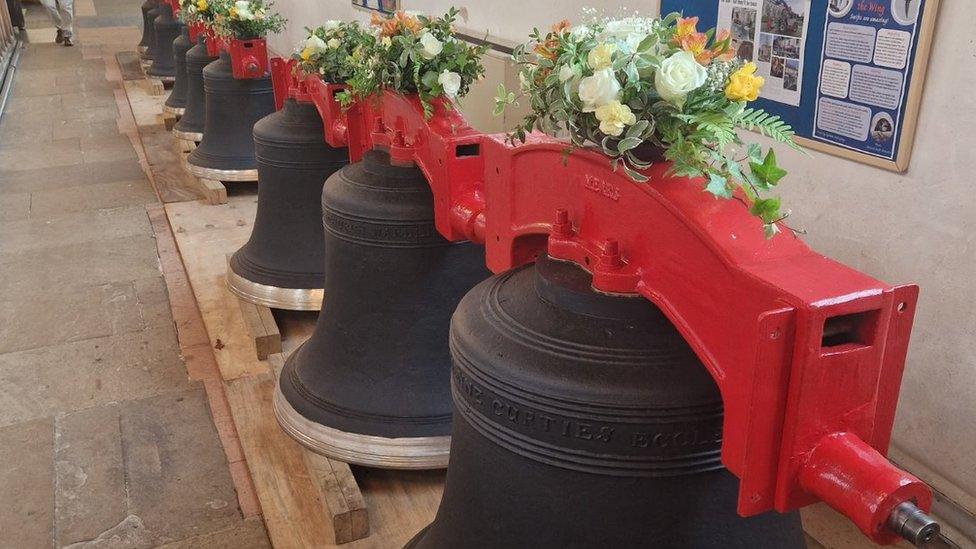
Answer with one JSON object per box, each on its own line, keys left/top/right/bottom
{"left": 187, "top": 21, "right": 205, "bottom": 43}
{"left": 272, "top": 55, "right": 929, "bottom": 543}
{"left": 228, "top": 37, "right": 268, "bottom": 79}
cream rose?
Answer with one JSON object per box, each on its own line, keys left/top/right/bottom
{"left": 600, "top": 18, "right": 653, "bottom": 52}
{"left": 233, "top": 0, "right": 253, "bottom": 20}
{"left": 438, "top": 69, "right": 462, "bottom": 99}
{"left": 322, "top": 20, "right": 341, "bottom": 31}
{"left": 577, "top": 68, "right": 621, "bottom": 112}
{"left": 419, "top": 32, "right": 443, "bottom": 60}
{"left": 327, "top": 38, "right": 340, "bottom": 49}
{"left": 305, "top": 34, "right": 327, "bottom": 53}
{"left": 654, "top": 51, "right": 707, "bottom": 107}
{"left": 587, "top": 43, "right": 616, "bottom": 70}
{"left": 594, "top": 100, "right": 637, "bottom": 136}
{"left": 558, "top": 64, "right": 576, "bottom": 83}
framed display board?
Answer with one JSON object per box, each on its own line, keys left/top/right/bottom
{"left": 660, "top": 0, "right": 940, "bottom": 171}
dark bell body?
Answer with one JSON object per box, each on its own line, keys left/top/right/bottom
{"left": 146, "top": 2, "right": 179, "bottom": 82}
{"left": 186, "top": 51, "right": 275, "bottom": 181}
{"left": 172, "top": 35, "right": 217, "bottom": 143}
{"left": 407, "top": 255, "right": 805, "bottom": 548}
{"left": 138, "top": 0, "right": 158, "bottom": 59}
{"left": 275, "top": 150, "right": 489, "bottom": 468}
{"left": 227, "top": 99, "right": 349, "bottom": 310}
{"left": 163, "top": 25, "right": 192, "bottom": 116}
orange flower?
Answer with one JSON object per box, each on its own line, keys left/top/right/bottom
{"left": 551, "top": 19, "right": 571, "bottom": 34}
{"left": 711, "top": 29, "right": 734, "bottom": 62}
{"left": 373, "top": 10, "right": 422, "bottom": 37}
{"left": 680, "top": 32, "right": 713, "bottom": 64}
{"left": 673, "top": 16, "right": 699, "bottom": 44}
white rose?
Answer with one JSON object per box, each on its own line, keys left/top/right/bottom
{"left": 577, "top": 68, "right": 621, "bottom": 112}
{"left": 654, "top": 51, "right": 707, "bottom": 107}
{"left": 323, "top": 20, "right": 341, "bottom": 31}
{"left": 233, "top": 0, "right": 253, "bottom": 20}
{"left": 570, "top": 25, "right": 591, "bottom": 39}
{"left": 600, "top": 18, "right": 652, "bottom": 52}
{"left": 438, "top": 70, "right": 462, "bottom": 99}
{"left": 305, "top": 34, "right": 327, "bottom": 53}
{"left": 419, "top": 32, "right": 443, "bottom": 60}
{"left": 558, "top": 64, "right": 576, "bottom": 83}
{"left": 327, "top": 38, "right": 340, "bottom": 49}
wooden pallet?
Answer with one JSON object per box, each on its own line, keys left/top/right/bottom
{"left": 164, "top": 196, "right": 444, "bottom": 547}
{"left": 147, "top": 75, "right": 165, "bottom": 96}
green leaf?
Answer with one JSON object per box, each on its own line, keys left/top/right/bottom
{"left": 749, "top": 197, "right": 782, "bottom": 223}
{"left": 705, "top": 173, "right": 732, "bottom": 199}
{"left": 749, "top": 149, "right": 788, "bottom": 188}
{"left": 617, "top": 137, "right": 642, "bottom": 153}
{"left": 746, "top": 143, "right": 763, "bottom": 162}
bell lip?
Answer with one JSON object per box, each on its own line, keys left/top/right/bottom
{"left": 225, "top": 267, "right": 323, "bottom": 311}
{"left": 137, "top": 45, "right": 149, "bottom": 55}
{"left": 185, "top": 162, "right": 258, "bottom": 182}
{"left": 273, "top": 381, "right": 451, "bottom": 470}
{"left": 161, "top": 104, "right": 185, "bottom": 116}
{"left": 172, "top": 128, "right": 203, "bottom": 142}
{"left": 139, "top": 60, "right": 153, "bottom": 69}
{"left": 147, "top": 73, "right": 176, "bottom": 83}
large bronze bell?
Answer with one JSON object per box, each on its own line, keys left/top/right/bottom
{"left": 163, "top": 25, "right": 191, "bottom": 116}
{"left": 185, "top": 51, "right": 275, "bottom": 181}
{"left": 227, "top": 98, "right": 348, "bottom": 310}
{"left": 407, "top": 255, "right": 805, "bottom": 548}
{"left": 138, "top": 0, "right": 158, "bottom": 59}
{"left": 172, "top": 35, "right": 217, "bottom": 143}
{"left": 275, "top": 150, "right": 489, "bottom": 469}
{"left": 146, "top": 2, "right": 179, "bottom": 82}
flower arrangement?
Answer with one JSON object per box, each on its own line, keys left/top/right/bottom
{"left": 343, "top": 8, "right": 488, "bottom": 118}
{"left": 213, "top": 0, "right": 286, "bottom": 40}
{"left": 496, "top": 12, "right": 800, "bottom": 237}
{"left": 293, "top": 21, "right": 368, "bottom": 84}
{"left": 179, "top": 0, "right": 217, "bottom": 26}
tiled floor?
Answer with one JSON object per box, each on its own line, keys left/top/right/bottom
{"left": 0, "top": 3, "right": 269, "bottom": 548}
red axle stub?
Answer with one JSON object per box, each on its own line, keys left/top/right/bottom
{"left": 228, "top": 38, "right": 268, "bottom": 79}
{"left": 799, "top": 433, "right": 931, "bottom": 544}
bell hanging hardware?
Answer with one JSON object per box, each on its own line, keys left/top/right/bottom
{"left": 271, "top": 57, "right": 957, "bottom": 547}
{"left": 228, "top": 38, "right": 269, "bottom": 79}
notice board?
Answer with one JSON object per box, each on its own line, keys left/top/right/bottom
{"left": 660, "top": 0, "right": 940, "bottom": 171}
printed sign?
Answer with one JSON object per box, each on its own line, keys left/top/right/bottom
{"left": 660, "top": 0, "right": 940, "bottom": 171}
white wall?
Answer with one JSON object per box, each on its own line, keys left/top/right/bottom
{"left": 267, "top": 0, "right": 975, "bottom": 535}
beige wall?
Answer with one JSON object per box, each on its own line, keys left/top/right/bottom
{"left": 268, "top": 0, "right": 975, "bottom": 534}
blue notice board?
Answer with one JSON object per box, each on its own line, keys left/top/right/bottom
{"left": 660, "top": 0, "right": 940, "bottom": 171}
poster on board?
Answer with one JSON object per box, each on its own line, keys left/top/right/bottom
{"left": 352, "top": 0, "right": 399, "bottom": 14}
{"left": 716, "top": 0, "right": 811, "bottom": 106}
{"left": 660, "top": 0, "right": 939, "bottom": 171}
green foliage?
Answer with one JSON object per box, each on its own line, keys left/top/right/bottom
{"left": 292, "top": 22, "right": 369, "bottom": 84}
{"left": 211, "top": 0, "right": 286, "bottom": 40}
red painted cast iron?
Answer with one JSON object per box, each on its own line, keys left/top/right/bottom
{"left": 271, "top": 59, "right": 931, "bottom": 545}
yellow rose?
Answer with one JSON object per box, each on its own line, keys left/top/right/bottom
{"left": 587, "top": 43, "right": 616, "bottom": 70}
{"left": 195, "top": 0, "right": 206, "bottom": 11}
{"left": 300, "top": 47, "right": 313, "bottom": 61}
{"left": 725, "top": 62, "right": 765, "bottom": 102}
{"left": 228, "top": 6, "right": 237, "bottom": 18}
{"left": 594, "top": 100, "right": 637, "bottom": 137}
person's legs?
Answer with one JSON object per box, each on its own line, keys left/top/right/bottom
{"left": 39, "top": 0, "right": 65, "bottom": 30}
{"left": 58, "top": 0, "right": 75, "bottom": 40}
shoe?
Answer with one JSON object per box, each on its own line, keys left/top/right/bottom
{"left": 55, "top": 29, "right": 64, "bottom": 43}
{"left": 63, "top": 37, "right": 74, "bottom": 47}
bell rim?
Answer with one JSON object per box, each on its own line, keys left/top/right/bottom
{"left": 225, "top": 267, "right": 323, "bottom": 311}
{"left": 161, "top": 104, "right": 185, "bottom": 116}
{"left": 147, "top": 73, "right": 176, "bottom": 83}
{"left": 137, "top": 45, "right": 149, "bottom": 55}
{"left": 185, "top": 163, "right": 258, "bottom": 182}
{"left": 172, "top": 129, "right": 202, "bottom": 142}
{"left": 273, "top": 382, "right": 451, "bottom": 470}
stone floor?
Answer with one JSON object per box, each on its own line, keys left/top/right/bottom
{"left": 0, "top": 3, "right": 270, "bottom": 548}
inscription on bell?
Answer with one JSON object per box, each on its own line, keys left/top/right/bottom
{"left": 582, "top": 174, "right": 620, "bottom": 201}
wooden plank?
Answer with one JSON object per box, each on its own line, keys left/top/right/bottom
{"left": 237, "top": 298, "right": 282, "bottom": 360}
{"left": 138, "top": 124, "right": 203, "bottom": 203}
{"left": 200, "top": 178, "right": 228, "bottom": 205}
{"left": 115, "top": 50, "right": 145, "bottom": 80}
{"left": 147, "top": 76, "right": 165, "bottom": 96}
{"left": 303, "top": 452, "right": 370, "bottom": 544}
{"left": 163, "top": 113, "right": 178, "bottom": 132}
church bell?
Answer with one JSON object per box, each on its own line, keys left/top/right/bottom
{"left": 137, "top": 0, "right": 158, "bottom": 58}
{"left": 406, "top": 255, "right": 806, "bottom": 548}
{"left": 171, "top": 35, "right": 216, "bottom": 143}
{"left": 185, "top": 51, "right": 275, "bottom": 181}
{"left": 162, "top": 25, "right": 192, "bottom": 117}
{"left": 146, "top": 2, "right": 179, "bottom": 83}
{"left": 227, "top": 98, "right": 348, "bottom": 310}
{"left": 275, "top": 150, "right": 489, "bottom": 469}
